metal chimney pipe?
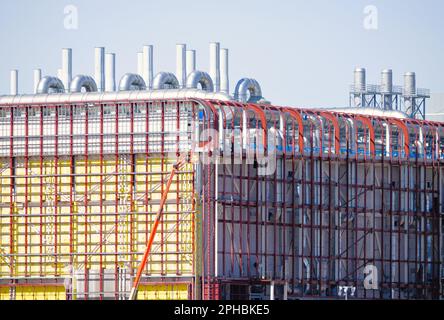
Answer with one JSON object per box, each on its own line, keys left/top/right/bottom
{"left": 105, "top": 53, "right": 116, "bottom": 92}
{"left": 33, "top": 69, "right": 42, "bottom": 94}
{"left": 381, "top": 69, "right": 393, "bottom": 110}
{"left": 209, "top": 42, "right": 220, "bottom": 92}
{"left": 353, "top": 68, "right": 366, "bottom": 107}
{"left": 137, "top": 52, "right": 143, "bottom": 76}
{"left": 94, "top": 47, "right": 105, "bottom": 92}
{"left": 403, "top": 72, "right": 416, "bottom": 117}
{"left": 143, "top": 45, "right": 154, "bottom": 89}
{"left": 220, "top": 48, "right": 229, "bottom": 94}
{"left": 186, "top": 50, "right": 196, "bottom": 76}
{"left": 57, "top": 69, "right": 63, "bottom": 81}
{"left": 176, "top": 44, "right": 187, "bottom": 88}
{"left": 62, "top": 48, "right": 72, "bottom": 92}
{"left": 10, "top": 70, "right": 18, "bottom": 95}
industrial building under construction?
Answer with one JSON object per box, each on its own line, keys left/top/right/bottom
{"left": 0, "top": 42, "right": 442, "bottom": 300}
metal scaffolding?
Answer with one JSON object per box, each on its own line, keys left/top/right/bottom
{"left": 0, "top": 98, "right": 442, "bottom": 300}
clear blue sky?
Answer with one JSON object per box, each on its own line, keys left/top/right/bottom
{"left": 0, "top": 0, "right": 443, "bottom": 107}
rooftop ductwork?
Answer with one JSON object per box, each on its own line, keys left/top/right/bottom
{"left": 70, "top": 75, "right": 98, "bottom": 93}
{"left": 209, "top": 42, "right": 220, "bottom": 92}
{"left": 234, "top": 78, "right": 263, "bottom": 103}
{"left": 119, "top": 73, "right": 147, "bottom": 91}
{"left": 176, "top": 44, "right": 187, "bottom": 88}
{"left": 186, "top": 70, "right": 214, "bottom": 92}
{"left": 153, "top": 72, "right": 179, "bottom": 90}
{"left": 143, "top": 45, "right": 154, "bottom": 89}
{"left": 36, "top": 76, "right": 65, "bottom": 94}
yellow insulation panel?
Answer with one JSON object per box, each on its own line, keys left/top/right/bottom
{"left": 0, "top": 155, "right": 195, "bottom": 299}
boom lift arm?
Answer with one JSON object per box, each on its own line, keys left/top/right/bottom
{"left": 129, "top": 153, "right": 191, "bottom": 300}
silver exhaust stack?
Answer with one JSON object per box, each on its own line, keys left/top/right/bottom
{"left": 381, "top": 69, "right": 393, "bottom": 110}
{"left": 143, "top": 45, "right": 154, "bottom": 89}
{"left": 10, "top": 70, "right": 18, "bottom": 95}
{"left": 33, "top": 69, "right": 41, "bottom": 94}
{"left": 137, "top": 52, "right": 143, "bottom": 76}
{"left": 220, "top": 48, "right": 229, "bottom": 94}
{"left": 62, "top": 48, "right": 72, "bottom": 92}
{"left": 209, "top": 42, "right": 220, "bottom": 92}
{"left": 186, "top": 50, "right": 196, "bottom": 76}
{"left": 176, "top": 44, "right": 187, "bottom": 88}
{"left": 94, "top": 47, "right": 105, "bottom": 92}
{"left": 403, "top": 72, "right": 416, "bottom": 115}
{"left": 353, "top": 68, "right": 366, "bottom": 107}
{"left": 105, "top": 53, "right": 116, "bottom": 92}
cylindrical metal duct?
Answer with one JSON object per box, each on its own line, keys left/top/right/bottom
{"left": 137, "top": 52, "right": 143, "bottom": 76}
{"left": 143, "top": 45, "right": 154, "bottom": 89}
{"left": 220, "top": 48, "right": 229, "bottom": 94}
{"left": 70, "top": 75, "right": 98, "bottom": 93}
{"left": 62, "top": 48, "right": 72, "bottom": 93}
{"left": 94, "top": 47, "right": 105, "bottom": 92}
{"left": 381, "top": 69, "right": 393, "bottom": 93}
{"left": 354, "top": 68, "right": 366, "bottom": 92}
{"left": 186, "top": 70, "right": 214, "bottom": 92}
{"left": 57, "top": 69, "right": 63, "bottom": 80}
{"left": 33, "top": 69, "right": 42, "bottom": 94}
{"left": 153, "top": 72, "right": 179, "bottom": 90}
{"left": 36, "top": 76, "right": 65, "bottom": 94}
{"left": 118, "top": 73, "right": 146, "bottom": 91}
{"left": 381, "top": 69, "right": 393, "bottom": 110}
{"left": 404, "top": 72, "right": 416, "bottom": 96}
{"left": 10, "top": 70, "right": 18, "bottom": 95}
{"left": 234, "top": 78, "right": 263, "bottom": 103}
{"left": 186, "top": 50, "right": 196, "bottom": 76}
{"left": 176, "top": 44, "right": 187, "bottom": 88}
{"left": 105, "top": 53, "right": 116, "bottom": 92}
{"left": 209, "top": 42, "right": 220, "bottom": 92}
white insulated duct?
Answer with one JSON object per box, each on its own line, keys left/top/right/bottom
{"left": 209, "top": 42, "right": 220, "bottom": 92}
{"left": 94, "top": 47, "right": 105, "bottom": 92}
{"left": 176, "top": 44, "right": 187, "bottom": 88}
{"left": 143, "top": 45, "right": 154, "bottom": 89}
{"left": 153, "top": 72, "right": 179, "bottom": 90}
{"left": 36, "top": 76, "right": 65, "bottom": 94}
{"left": 186, "top": 50, "right": 196, "bottom": 76}
{"left": 119, "top": 73, "right": 146, "bottom": 91}
{"left": 62, "top": 48, "right": 72, "bottom": 93}
{"left": 220, "top": 48, "right": 229, "bottom": 94}
{"left": 33, "top": 69, "right": 42, "bottom": 94}
{"left": 70, "top": 75, "right": 98, "bottom": 93}
{"left": 186, "top": 70, "right": 214, "bottom": 92}
{"left": 326, "top": 107, "right": 408, "bottom": 119}
{"left": 105, "top": 53, "right": 116, "bottom": 92}
{"left": 0, "top": 89, "right": 232, "bottom": 105}
{"left": 10, "top": 70, "right": 18, "bottom": 95}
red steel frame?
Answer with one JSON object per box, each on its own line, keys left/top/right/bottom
{"left": 0, "top": 98, "right": 442, "bottom": 300}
